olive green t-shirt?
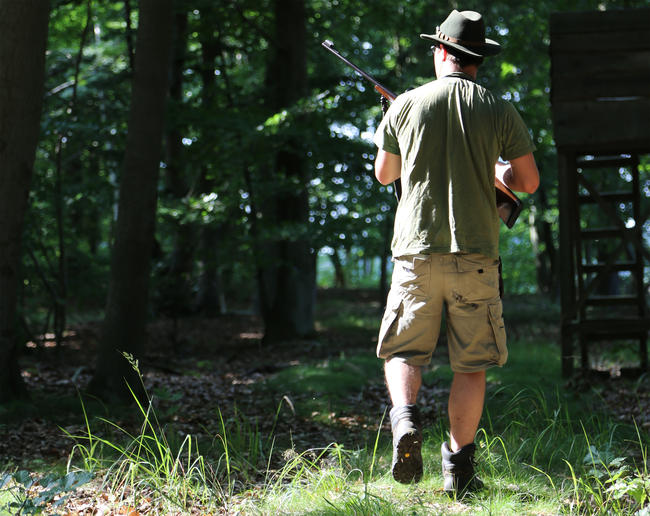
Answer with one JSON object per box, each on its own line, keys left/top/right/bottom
{"left": 374, "top": 72, "right": 535, "bottom": 259}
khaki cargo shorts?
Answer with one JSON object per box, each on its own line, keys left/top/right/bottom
{"left": 377, "top": 253, "right": 507, "bottom": 373}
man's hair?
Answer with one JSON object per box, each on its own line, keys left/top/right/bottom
{"left": 442, "top": 44, "right": 484, "bottom": 67}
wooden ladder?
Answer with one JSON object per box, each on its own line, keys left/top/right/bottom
{"left": 569, "top": 153, "right": 648, "bottom": 374}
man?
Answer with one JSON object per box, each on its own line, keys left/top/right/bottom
{"left": 373, "top": 9, "right": 539, "bottom": 496}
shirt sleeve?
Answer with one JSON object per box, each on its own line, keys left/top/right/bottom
{"left": 500, "top": 102, "right": 536, "bottom": 161}
{"left": 373, "top": 101, "right": 402, "bottom": 156}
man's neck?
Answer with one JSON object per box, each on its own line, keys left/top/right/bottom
{"left": 440, "top": 62, "right": 478, "bottom": 80}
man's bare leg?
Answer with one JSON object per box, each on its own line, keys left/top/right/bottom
{"left": 384, "top": 358, "right": 422, "bottom": 405}
{"left": 447, "top": 370, "right": 486, "bottom": 451}
{"left": 385, "top": 358, "right": 423, "bottom": 483}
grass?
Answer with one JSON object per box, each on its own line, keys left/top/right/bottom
{"left": 1, "top": 293, "right": 649, "bottom": 514}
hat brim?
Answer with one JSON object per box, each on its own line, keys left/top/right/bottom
{"left": 420, "top": 33, "right": 501, "bottom": 57}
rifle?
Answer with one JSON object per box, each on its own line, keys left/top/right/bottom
{"left": 321, "top": 39, "right": 523, "bottom": 229}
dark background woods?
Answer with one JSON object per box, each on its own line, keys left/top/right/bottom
{"left": 1, "top": 0, "right": 648, "bottom": 404}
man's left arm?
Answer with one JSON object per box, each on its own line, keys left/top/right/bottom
{"left": 495, "top": 153, "right": 539, "bottom": 194}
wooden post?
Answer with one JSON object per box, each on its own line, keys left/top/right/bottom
{"left": 558, "top": 150, "right": 576, "bottom": 377}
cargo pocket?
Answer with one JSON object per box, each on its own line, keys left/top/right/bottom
{"left": 456, "top": 254, "right": 500, "bottom": 273}
{"left": 488, "top": 302, "right": 508, "bottom": 366}
{"left": 393, "top": 254, "right": 430, "bottom": 298}
{"left": 377, "top": 293, "right": 403, "bottom": 359}
{"left": 456, "top": 254, "right": 500, "bottom": 297}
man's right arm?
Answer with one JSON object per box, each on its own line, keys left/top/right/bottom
{"left": 375, "top": 149, "right": 402, "bottom": 185}
{"left": 495, "top": 153, "right": 539, "bottom": 194}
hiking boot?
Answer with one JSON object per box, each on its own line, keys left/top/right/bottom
{"left": 441, "top": 441, "right": 484, "bottom": 497}
{"left": 390, "top": 404, "right": 423, "bottom": 484}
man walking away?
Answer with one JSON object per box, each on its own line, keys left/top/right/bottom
{"left": 373, "top": 9, "right": 539, "bottom": 497}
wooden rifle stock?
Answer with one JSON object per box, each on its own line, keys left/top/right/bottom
{"left": 494, "top": 176, "right": 523, "bottom": 229}
{"left": 374, "top": 84, "right": 396, "bottom": 102}
{"left": 322, "top": 39, "right": 523, "bottom": 228}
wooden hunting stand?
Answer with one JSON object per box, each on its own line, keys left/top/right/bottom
{"left": 550, "top": 8, "right": 650, "bottom": 377}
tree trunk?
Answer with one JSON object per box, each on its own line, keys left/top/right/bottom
{"left": 51, "top": 2, "right": 92, "bottom": 349}
{"left": 0, "top": 1, "right": 50, "bottom": 402}
{"left": 261, "top": 0, "right": 315, "bottom": 343}
{"left": 161, "top": 10, "right": 196, "bottom": 320}
{"left": 88, "top": 0, "right": 173, "bottom": 403}
{"left": 165, "top": 10, "right": 188, "bottom": 200}
{"left": 195, "top": 9, "right": 227, "bottom": 316}
{"left": 529, "top": 185, "right": 557, "bottom": 295}
{"left": 330, "top": 249, "right": 346, "bottom": 289}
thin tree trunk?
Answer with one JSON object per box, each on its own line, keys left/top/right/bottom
{"left": 88, "top": 0, "right": 174, "bottom": 402}
{"left": 123, "top": 0, "right": 135, "bottom": 73}
{"left": 261, "top": 0, "right": 315, "bottom": 343}
{"left": 330, "top": 250, "right": 346, "bottom": 288}
{"left": 0, "top": 1, "right": 50, "bottom": 402}
{"left": 195, "top": 9, "right": 227, "bottom": 316}
{"left": 162, "top": 10, "right": 195, "bottom": 321}
{"left": 50, "top": 0, "right": 93, "bottom": 348}
{"left": 165, "top": 10, "right": 188, "bottom": 200}
{"left": 529, "top": 184, "right": 557, "bottom": 295}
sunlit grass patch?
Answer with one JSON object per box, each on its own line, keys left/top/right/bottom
{"left": 37, "top": 370, "right": 648, "bottom": 515}
{"left": 265, "top": 354, "right": 381, "bottom": 396}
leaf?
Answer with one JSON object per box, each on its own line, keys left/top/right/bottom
{"left": 606, "top": 476, "right": 649, "bottom": 505}
{"left": 13, "top": 470, "right": 34, "bottom": 488}
{"left": 0, "top": 473, "right": 12, "bottom": 489}
{"left": 64, "top": 470, "right": 93, "bottom": 489}
{"left": 500, "top": 62, "right": 518, "bottom": 79}
{"left": 609, "top": 457, "right": 626, "bottom": 468}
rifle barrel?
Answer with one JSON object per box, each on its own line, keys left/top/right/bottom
{"left": 321, "top": 40, "right": 397, "bottom": 100}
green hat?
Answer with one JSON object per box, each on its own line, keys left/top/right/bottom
{"left": 420, "top": 10, "right": 501, "bottom": 57}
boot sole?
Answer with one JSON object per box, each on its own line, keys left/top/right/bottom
{"left": 392, "top": 432, "right": 423, "bottom": 484}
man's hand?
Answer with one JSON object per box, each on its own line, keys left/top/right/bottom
{"left": 495, "top": 153, "right": 539, "bottom": 194}
{"left": 375, "top": 149, "right": 401, "bottom": 185}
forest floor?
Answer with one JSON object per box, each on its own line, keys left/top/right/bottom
{"left": 1, "top": 290, "right": 649, "bottom": 514}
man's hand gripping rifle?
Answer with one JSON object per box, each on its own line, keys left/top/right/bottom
{"left": 321, "top": 39, "right": 523, "bottom": 228}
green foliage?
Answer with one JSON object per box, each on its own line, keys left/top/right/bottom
{"left": 0, "top": 469, "right": 93, "bottom": 514}
{"left": 63, "top": 355, "right": 225, "bottom": 511}
{"left": 17, "top": 0, "right": 650, "bottom": 344}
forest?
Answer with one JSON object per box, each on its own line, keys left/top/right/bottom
{"left": 1, "top": 0, "right": 649, "bottom": 514}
